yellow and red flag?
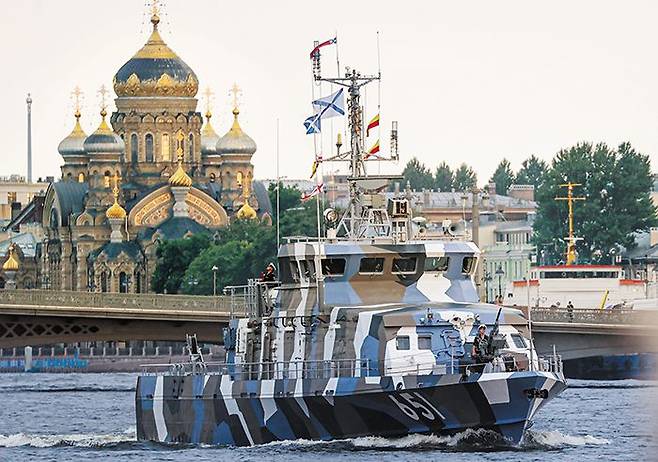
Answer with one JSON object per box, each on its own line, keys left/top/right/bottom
{"left": 364, "top": 140, "right": 380, "bottom": 160}
{"left": 310, "top": 155, "right": 323, "bottom": 178}
{"left": 366, "top": 113, "right": 380, "bottom": 137}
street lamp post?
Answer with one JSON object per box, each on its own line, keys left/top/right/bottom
{"left": 495, "top": 265, "right": 505, "bottom": 299}
{"left": 212, "top": 265, "right": 218, "bottom": 297}
{"left": 483, "top": 271, "right": 492, "bottom": 303}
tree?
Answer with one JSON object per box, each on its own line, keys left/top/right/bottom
{"left": 533, "top": 142, "right": 657, "bottom": 264}
{"left": 433, "top": 162, "right": 453, "bottom": 191}
{"left": 268, "top": 182, "right": 303, "bottom": 214}
{"left": 516, "top": 155, "right": 548, "bottom": 190}
{"left": 402, "top": 157, "right": 434, "bottom": 190}
{"left": 453, "top": 163, "right": 477, "bottom": 191}
{"left": 490, "top": 159, "right": 515, "bottom": 195}
{"left": 151, "top": 233, "right": 211, "bottom": 294}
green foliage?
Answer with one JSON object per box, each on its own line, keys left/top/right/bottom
{"left": 490, "top": 159, "right": 515, "bottom": 195}
{"left": 182, "top": 220, "right": 276, "bottom": 295}
{"left": 268, "top": 182, "right": 302, "bottom": 214}
{"left": 533, "top": 142, "right": 657, "bottom": 263}
{"left": 151, "top": 233, "right": 211, "bottom": 294}
{"left": 453, "top": 163, "right": 477, "bottom": 191}
{"left": 402, "top": 157, "right": 434, "bottom": 190}
{"left": 268, "top": 183, "right": 321, "bottom": 238}
{"left": 516, "top": 155, "right": 548, "bottom": 189}
{"left": 434, "top": 162, "right": 454, "bottom": 191}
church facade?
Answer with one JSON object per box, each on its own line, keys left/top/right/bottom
{"left": 34, "top": 9, "right": 270, "bottom": 293}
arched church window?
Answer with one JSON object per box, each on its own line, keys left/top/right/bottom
{"left": 78, "top": 172, "right": 85, "bottom": 183}
{"left": 119, "top": 272, "right": 128, "bottom": 293}
{"left": 66, "top": 172, "right": 72, "bottom": 181}
{"left": 145, "top": 134, "right": 154, "bottom": 162}
{"left": 100, "top": 271, "right": 108, "bottom": 293}
{"left": 188, "top": 134, "right": 194, "bottom": 161}
{"left": 236, "top": 171, "right": 243, "bottom": 187}
{"left": 135, "top": 271, "right": 141, "bottom": 293}
{"left": 161, "top": 133, "right": 171, "bottom": 161}
{"left": 130, "top": 134, "right": 138, "bottom": 163}
{"left": 209, "top": 173, "right": 216, "bottom": 183}
{"left": 104, "top": 171, "right": 111, "bottom": 188}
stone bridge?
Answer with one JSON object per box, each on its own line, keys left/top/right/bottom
{"left": 0, "top": 290, "right": 242, "bottom": 347}
{"left": 530, "top": 307, "right": 658, "bottom": 360}
{"left": 0, "top": 290, "right": 657, "bottom": 362}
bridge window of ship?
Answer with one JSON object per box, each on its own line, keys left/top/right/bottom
{"left": 396, "top": 336, "right": 410, "bottom": 350}
{"left": 299, "top": 260, "right": 316, "bottom": 282}
{"left": 509, "top": 334, "right": 527, "bottom": 349}
{"left": 424, "top": 256, "right": 449, "bottom": 272}
{"left": 418, "top": 334, "right": 432, "bottom": 350}
{"left": 461, "top": 256, "right": 476, "bottom": 275}
{"left": 321, "top": 258, "right": 346, "bottom": 277}
{"left": 392, "top": 257, "right": 417, "bottom": 274}
{"left": 359, "top": 257, "right": 385, "bottom": 274}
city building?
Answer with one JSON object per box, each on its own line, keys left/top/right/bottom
{"left": 3, "top": 7, "right": 271, "bottom": 292}
{"left": 0, "top": 175, "right": 50, "bottom": 228}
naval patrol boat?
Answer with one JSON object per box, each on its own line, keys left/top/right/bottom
{"left": 135, "top": 59, "right": 566, "bottom": 446}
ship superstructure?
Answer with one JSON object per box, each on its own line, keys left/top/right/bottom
{"left": 135, "top": 45, "right": 565, "bottom": 446}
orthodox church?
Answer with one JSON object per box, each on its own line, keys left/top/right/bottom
{"left": 32, "top": 8, "right": 271, "bottom": 293}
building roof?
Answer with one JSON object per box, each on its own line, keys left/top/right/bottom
{"left": 0, "top": 233, "right": 38, "bottom": 259}
{"left": 88, "top": 241, "right": 144, "bottom": 262}
{"left": 140, "top": 216, "right": 209, "bottom": 241}
{"left": 51, "top": 181, "right": 88, "bottom": 226}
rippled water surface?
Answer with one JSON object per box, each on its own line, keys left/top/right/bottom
{"left": 0, "top": 373, "right": 655, "bottom": 461}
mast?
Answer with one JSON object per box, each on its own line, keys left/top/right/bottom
{"left": 555, "top": 182, "right": 585, "bottom": 265}
{"left": 313, "top": 48, "right": 401, "bottom": 239}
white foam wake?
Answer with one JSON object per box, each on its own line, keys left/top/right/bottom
{"left": 525, "top": 430, "right": 610, "bottom": 447}
{"left": 0, "top": 427, "right": 136, "bottom": 448}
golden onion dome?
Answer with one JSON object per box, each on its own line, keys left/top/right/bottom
{"left": 216, "top": 107, "right": 257, "bottom": 156}
{"left": 2, "top": 244, "right": 20, "bottom": 271}
{"left": 236, "top": 200, "right": 258, "bottom": 220}
{"left": 58, "top": 110, "right": 87, "bottom": 157}
{"left": 113, "top": 13, "right": 198, "bottom": 98}
{"left": 106, "top": 174, "right": 127, "bottom": 219}
{"left": 201, "top": 109, "right": 220, "bottom": 156}
{"left": 169, "top": 149, "right": 193, "bottom": 187}
{"left": 106, "top": 200, "right": 127, "bottom": 219}
{"left": 84, "top": 108, "right": 125, "bottom": 154}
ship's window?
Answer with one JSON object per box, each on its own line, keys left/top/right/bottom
{"left": 461, "top": 256, "right": 476, "bottom": 275}
{"left": 321, "top": 258, "right": 346, "bottom": 276}
{"left": 510, "top": 334, "right": 527, "bottom": 349}
{"left": 299, "top": 260, "right": 316, "bottom": 281}
{"left": 359, "top": 257, "right": 384, "bottom": 274}
{"left": 424, "top": 256, "right": 449, "bottom": 272}
{"left": 418, "top": 335, "right": 432, "bottom": 350}
{"left": 392, "top": 257, "right": 417, "bottom": 274}
{"left": 287, "top": 261, "right": 300, "bottom": 283}
{"left": 396, "top": 336, "right": 410, "bottom": 350}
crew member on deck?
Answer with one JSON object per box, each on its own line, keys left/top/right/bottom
{"left": 472, "top": 324, "right": 492, "bottom": 367}
{"left": 260, "top": 263, "right": 276, "bottom": 282}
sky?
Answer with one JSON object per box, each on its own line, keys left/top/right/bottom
{"left": 2, "top": 0, "right": 658, "bottom": 185}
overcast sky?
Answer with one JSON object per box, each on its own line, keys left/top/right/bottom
{"left": 3, "top": 0, "right": 658, "bottom": 185}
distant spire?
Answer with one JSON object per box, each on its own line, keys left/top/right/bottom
{"left": 229, "top": 82, "right": 242, "bottom": 113}
{"left": 150, "top": 0, "right": 162, "bottom": 29}
{"left": 71, "top": 85, "right": 83, "bottom": 119}
{"left": 97, "top": 84, "right": 109, "bottom": 119}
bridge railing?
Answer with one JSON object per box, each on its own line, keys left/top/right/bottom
{"left": 529, "top": 307, "right": 656, "bottom": 325}
{"left": 0, "top": 289, "right": 237, "bottom": 314}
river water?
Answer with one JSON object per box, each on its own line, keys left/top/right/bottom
{"left": 0, "top": 373, "right": 655, "bottom": 462}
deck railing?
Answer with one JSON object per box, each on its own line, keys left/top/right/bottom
{"left": 141, "top": 354, "right": 563, "bottom": 380}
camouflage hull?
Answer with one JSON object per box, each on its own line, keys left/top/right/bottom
{"left": 136, "top": 370, "right": 566, "bottom": 446}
